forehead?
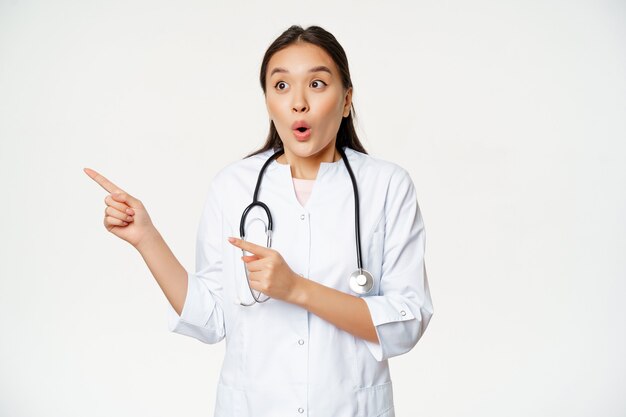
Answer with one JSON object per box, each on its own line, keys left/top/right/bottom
{"left": 267, "top": 42, "right": 337, "bottom": 75}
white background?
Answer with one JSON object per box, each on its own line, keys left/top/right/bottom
{"left": 1, "top": 0, "right": 625, "bottom": 416}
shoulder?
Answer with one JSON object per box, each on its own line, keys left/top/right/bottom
{"left": 345, "top": 147, "right": 413, "bottom": 188}
{"left": 210, "top": 149, "right": 277, "bottom": 190}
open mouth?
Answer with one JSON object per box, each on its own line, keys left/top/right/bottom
{"left": 292, "top": 121, "right": 311, "bottom": 140}
{"left": 293, "top": 126, "right": 311, "bottom": 140}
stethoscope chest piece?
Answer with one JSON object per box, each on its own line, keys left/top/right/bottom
{"left": 349, "top": 269, "right": 374, "bottom": 295}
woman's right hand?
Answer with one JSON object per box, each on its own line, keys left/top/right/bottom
{"left": 84, "top": 167, "right": 157, "bottom": 249}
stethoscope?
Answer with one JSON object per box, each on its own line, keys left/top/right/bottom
{"left": 235, "top": 146, "right": 374, "bottom": 306}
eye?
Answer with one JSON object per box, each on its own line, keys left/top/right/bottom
{"left": 274, "top": 81, "right": 289, "bottom": 90}
{"left": 310, "top": 80, "right": 327, "bottom": 89}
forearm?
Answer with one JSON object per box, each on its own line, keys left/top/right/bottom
{"left": 290, "top": 276, "right": 379, "bottom": 344}
{"left": 135, "top": 229, "right": 188, "bottom": 316}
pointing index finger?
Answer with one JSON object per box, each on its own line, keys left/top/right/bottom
{"left": 227, "top": 237, "right": 272, "bottom": 256}
{"left": 83, "top": 167, "right": 124, "bottom": 194}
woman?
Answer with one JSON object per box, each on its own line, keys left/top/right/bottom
{"left": 85, "top": 25, "right": 433, "bottom": 417}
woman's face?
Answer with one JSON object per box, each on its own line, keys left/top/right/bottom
{"left": 265, "top": 42, "right": 352, "bottom": 162}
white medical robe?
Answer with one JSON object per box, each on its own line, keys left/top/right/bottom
{"left": 167, "top": 146, "right": 434, "bottom": 417}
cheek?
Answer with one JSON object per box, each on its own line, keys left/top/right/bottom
{"left": 316, "top": 96, "right": 345, "bottom": 125}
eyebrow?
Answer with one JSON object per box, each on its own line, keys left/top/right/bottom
{"left": 269, "top": 65, "right": 332, "bottom": 77}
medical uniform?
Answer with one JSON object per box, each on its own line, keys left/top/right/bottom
{"left": 167, "top": 146, "right": 434, "bottom": 417}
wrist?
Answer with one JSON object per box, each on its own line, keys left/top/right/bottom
{"left": 288, "top": 273, "right": 310, "bottom": 307}
{"left": 135, "top": 227, "right": 162, "bottom": 253}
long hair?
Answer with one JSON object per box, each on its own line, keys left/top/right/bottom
{"left": 245, "top": 25, "right": 367, "bottom": 158}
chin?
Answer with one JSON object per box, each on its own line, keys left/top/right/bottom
{"left": 286, "top": 144, "right": 324, "bottom": 158}
{"left": 279, "top": 132, "right": 334, "bottom": 158}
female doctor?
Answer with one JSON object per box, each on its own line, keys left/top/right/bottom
{"left": 85, "top": 25, "right": 433, "bottom": 417}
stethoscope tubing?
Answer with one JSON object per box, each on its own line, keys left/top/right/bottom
{"left": 337, "top": 146, "right": 364, "bottom": 271}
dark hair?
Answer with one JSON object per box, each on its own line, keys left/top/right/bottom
{"left": 245, "top": 25, "right": 367, "bottom": 158}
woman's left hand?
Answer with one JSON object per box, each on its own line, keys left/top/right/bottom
{"left": 227, "top": 237, "right": 304, "bottom": 304}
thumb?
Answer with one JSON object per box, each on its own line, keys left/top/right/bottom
{"left": 111, "top": 191, "right": 141, "bottom": 207}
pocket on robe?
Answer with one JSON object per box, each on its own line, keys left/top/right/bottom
{"left": 214, "top": 383, "right": 248, "bottom": 417}
{"left": 355, "top": 380, "right": 395, "bottom": 417}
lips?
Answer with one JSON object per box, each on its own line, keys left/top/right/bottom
{"left": 292, "top": 120, "right": 310, "bottom": 130}
{"left": 291, "top": 120, "right": 311, "bottom": 141}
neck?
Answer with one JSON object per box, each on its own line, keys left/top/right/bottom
{"left": 278, "top": 145, "right": 340, "bottom": 180}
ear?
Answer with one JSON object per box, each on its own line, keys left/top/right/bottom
{"left": 342, "top": 87, "right": 353, "bottom": 118}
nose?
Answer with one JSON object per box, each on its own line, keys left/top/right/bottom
{"left": 291, "top": 89, "right": 309, "bottom": 113}
{"left": 292, "top": 104, "right": 308, "bottom": 113}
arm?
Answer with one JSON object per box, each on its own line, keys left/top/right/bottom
{"left": 135, "top": 229, "right": 188, "bottom": 316}
{"left": 356, "top": 168, "right": 434, "bottom": 361}
{"left": 85, "top": 167, "right": 225, "bottom": 344}
{"left": 83, "top": 167, "right": 188, "bottom": 316}
{"left": 289, "top": 278, "right": 379, "bottom": 344}
{"left": 166, "top": 181, "right": 226, "bottom": 344}
{"left": 230, "top": 237, "right": 378, "bottom": 343}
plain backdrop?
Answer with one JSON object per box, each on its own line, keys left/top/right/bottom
{"left": 1, "top": 0, "right": 625, "bottom": 416}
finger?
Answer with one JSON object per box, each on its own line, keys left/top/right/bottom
{"left": 105, "top": 206, "right": 134, "bottom": 223}
{"left": 242, "top": 257, "right": 264, "bottom": 272}
{"left": 104, "top": 215, "right": 128, "bottom": 228}
{"left": 110, "top": 190, "right": 141, "bottom": 208}
{"left": 246, "top": 270, "right": 262, "bottom": 285}
{"left": 104, "top": 195, "right": 133, "bottom": 214}
{"left": 84, "top": 167, "right": 124, "bottom": 194}
{"left": 228, "top": 237, "right": 272, "bottom": 256}
{"left": 247, "top": 276, "right": 262, "bottom": 292}
{"left": 242, "top": 255, "right": 260, "bottom": 263}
